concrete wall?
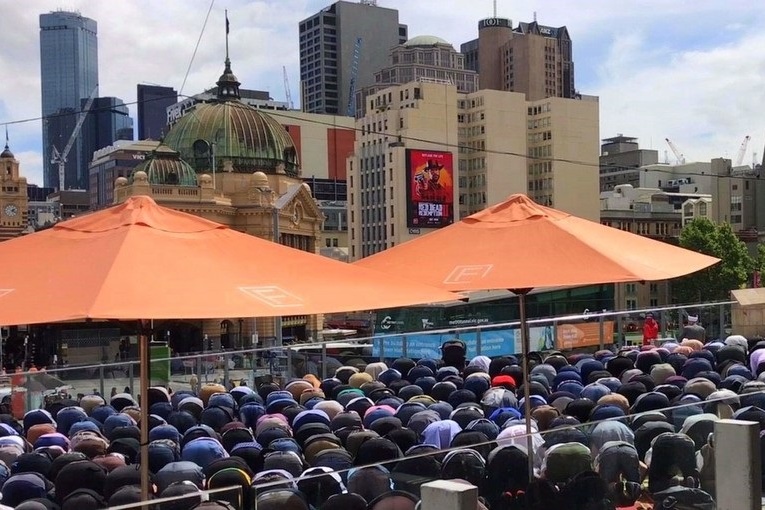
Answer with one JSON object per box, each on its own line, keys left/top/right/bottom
{"left": 545, "top": 96, "right": 600, "bottom": 221}
{"left": 277, "top": 111, "right": 356, "bottom": 181}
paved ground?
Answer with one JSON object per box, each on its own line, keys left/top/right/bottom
{"left": 3, "top": 367, "right": 261, "bottom": 408}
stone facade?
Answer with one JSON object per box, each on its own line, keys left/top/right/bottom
{"left": 0, "top": 142, "right": 28, "bottom": 241}
{"left": 112, "top": 57, "right": 326, "bottom": 347}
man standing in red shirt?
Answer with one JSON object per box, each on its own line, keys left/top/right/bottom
{"left": 643, "top": 312, "right": 659, "bottom": 347}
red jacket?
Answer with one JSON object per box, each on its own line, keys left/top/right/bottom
{"left": 643, "top": 320, "right": 659, "bottom": 343}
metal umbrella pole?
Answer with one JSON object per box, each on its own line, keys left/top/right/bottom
{"left": 513, "top": 288, "right": 535, "bottom": 480}
{"left": 138, "top": 322, "right": 151, "bottom": 501}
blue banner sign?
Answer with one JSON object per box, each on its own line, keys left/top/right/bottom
{"left": 373, "top": 329, "right": 518, "bottom": 359}
{"left": 372, "top": 325, "right": 556, "bottom": 360}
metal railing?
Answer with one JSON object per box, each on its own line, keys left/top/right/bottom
{"left": 104, "top": 390, "right": 758, "bottom": 508}
{"left": 0, "top": 301, "right": 735, "bottom": 416}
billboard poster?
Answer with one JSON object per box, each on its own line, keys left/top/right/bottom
{"left": 556, "top": 321, "right": 615, "bottom": 350}
{"left": 528, "top": 325, "right": 557, "bottom": 351}
{"left": 406, "top": 149, "right": 455, "bottom": 228}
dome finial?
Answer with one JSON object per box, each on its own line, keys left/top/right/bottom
{"left": 1, "top": 127, "right": 13, "bottom": 159}
{"left": 217, "top": 9, "right": 241, "bottom": 101}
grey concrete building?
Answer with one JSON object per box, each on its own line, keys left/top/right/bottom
{"left": 39, "top": 11, "right": 99, "bottom": 190}
{"left": 599, "top": 134, "right": 659, "bottom": 191}
{"left": 355, "top": 35, "right": 479, "bottom": 117}
{"left": 461, "top": 18, "right": 575, "bottom": 101}
{"left": 299, "top": 0, "right": 407, "bottom": 116}
{"left": 88, "top": 140, "right": 165, "bottom": 209}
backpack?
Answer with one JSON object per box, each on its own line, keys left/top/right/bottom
{"left": 559, "top": 470, "right": 616, "bottom": 510}
{"left": 525, "top": 479, "right": 562, "bottom": 510}
{"left": 482, "top": 445, "right": 530, "bottom": 509}
{"left": 652, "top": 486, "right": 715, "bottom": 510}
{"left": 648, "top": 433, "right": 699, "bottom": 494}
{"left": 441, "top": 449, "right": 486, "bottom": 488}
{"left": 595, "top": 441, "right": 640, "bottom": 485}
{"left": 441, "top": 340, "right": 467, "bottom": 371}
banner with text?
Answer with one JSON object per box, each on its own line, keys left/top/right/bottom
{"left": 556, "top": 321, "right": 614, "bottom": 350}
{"left": 371, "top": 322, "right": 609, "bottom": 359}
{"left": 373, "top": 329, "right": 517, "bottom": 359}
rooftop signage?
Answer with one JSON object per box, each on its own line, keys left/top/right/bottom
{"left": 478, "top": 18, "right": 511, "bottom": 30}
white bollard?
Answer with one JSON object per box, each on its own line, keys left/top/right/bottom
{"left": 420, "top": 480, "right": 478, "bottom": 510}
{"left": 714, "top": 419, "right": 761, "bottom": 510}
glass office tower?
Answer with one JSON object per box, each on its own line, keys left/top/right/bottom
{"left": 40, "top": 11, "right": 99, "bottom": 190}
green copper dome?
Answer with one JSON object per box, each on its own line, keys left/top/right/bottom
{"left": 130, "top": 147, "right": 198, "bottom": 186}
{"left": 163, "top": 101, "right": 300, "bottom": 178}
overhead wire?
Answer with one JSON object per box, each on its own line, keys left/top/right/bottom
{"left": 0, "top": 86, "right": 760, "bottom": 178}
{"left": 179, "top": 0, "right": 216, "bottom": 97}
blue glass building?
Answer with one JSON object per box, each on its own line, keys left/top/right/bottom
{"left": 39, "top": 11, "right": 99, "bottom": 190}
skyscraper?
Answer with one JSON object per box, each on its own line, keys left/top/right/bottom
{"left": 81, "top": 97, "right": 134, "bottom": 179}
{"left": 461, "top": 18, "right": 576, "bottom": 101}
{"left": 39, "top": 11, "right": 98, "bottom": 190}
{"left": 136, "top": 84, "right": 178, "bottom": 140}
{"left": 299, "top": 0, "right": 407, "bottom": 116}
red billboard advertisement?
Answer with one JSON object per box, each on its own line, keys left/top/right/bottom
{"left": 406, "top": 149, "right": 455, "bottom": 228}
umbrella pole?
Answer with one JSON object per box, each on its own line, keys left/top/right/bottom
{"left": 139, "top": 324, "right": 150, "bottom": 502}
{"left": 513, "top": 289, "right": 535, "bottom": 481}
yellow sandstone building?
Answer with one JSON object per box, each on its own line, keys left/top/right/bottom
{"left": 114, "top": 57, "right": 324, "bottom": 349}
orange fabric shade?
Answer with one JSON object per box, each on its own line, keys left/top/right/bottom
{"left": 0, "top": 196, "right": 458, "bottom": 326}
{"left": 356, "top": 194, "right": 720, "bottom": 292}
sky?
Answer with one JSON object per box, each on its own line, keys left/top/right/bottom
{"left": 2, "top": 0, "right": 765, "bottom": 186}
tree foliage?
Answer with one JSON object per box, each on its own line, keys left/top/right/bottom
{"left": 754, "top": 243, "right": 765, "bottom": 274}
{"left": 672, "top": 218, "right": 752, "bottom": 303}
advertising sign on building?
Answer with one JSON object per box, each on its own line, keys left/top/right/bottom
{"left": 556, "top": 321, "right": 614, "bottom": 349}
{"left": 406, "top": 150, "right": 455, "bottom": 228}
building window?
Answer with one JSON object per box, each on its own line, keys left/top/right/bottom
{"left": 626, "top": 298, "right": 638, "bottom": 310}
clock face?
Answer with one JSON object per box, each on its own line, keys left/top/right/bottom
{"left": 4, "top": 205, "right": 18, "bottom": 217}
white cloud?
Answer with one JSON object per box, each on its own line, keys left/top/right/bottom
{"left": 594, "top": 28, "right": 765, "bottom": 164}
{"left": 15, "top": 151, "right": 44, "bottom": 185}
{"left": 2, "top": 0, "right": 765, "bottom": 185}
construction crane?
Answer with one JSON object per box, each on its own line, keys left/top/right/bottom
{"left": 346, "top": 37, "right": 363, "bottom": 117}
{"left": 734, "top": 135, "right": 751, "bottom": 166}
{"left": 282, "top": 66, "right": 294, "bottom": 110}
{"left": 665, "top": 138, "right": 686, "bottom": 165}
{"left": 51, "top": 85, "right": 98, "bottom": 191}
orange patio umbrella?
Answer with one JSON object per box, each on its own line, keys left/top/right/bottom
{"left": 357, "top": 194, "right": 719, "bottom": 291}
{"left": 356, "top": 194, "right": 720, "bottom": 474}
{"left": 0, "top": 195, "right": 459, "bottom": 497}
{"left": 0, "top": 196, "right": 458, "bottom": 324}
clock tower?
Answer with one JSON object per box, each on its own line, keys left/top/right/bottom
{"left": 0, "top": 134, "right": 28, "bottom": 241}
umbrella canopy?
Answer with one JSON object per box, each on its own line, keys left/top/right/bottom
{"left": 0, "top": 195, "right": 458, "bottom": 326}
{"left": 356, "top": 194, "right": 720, "bottom": 291}
{"left": 355, "top": 193, "right": 720, "bottom": 480}
{"left": 0, "top": 195, "right": 462, "bottom": 501}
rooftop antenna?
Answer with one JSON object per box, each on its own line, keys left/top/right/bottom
{"left": 4, "top": 126, "right": 8, "bottom": 150}
{"left": 533, "top": 11, "right": 537, "bottom": 22}
{"left": 493, "top": 0, "right": 497, "bottom": 16}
